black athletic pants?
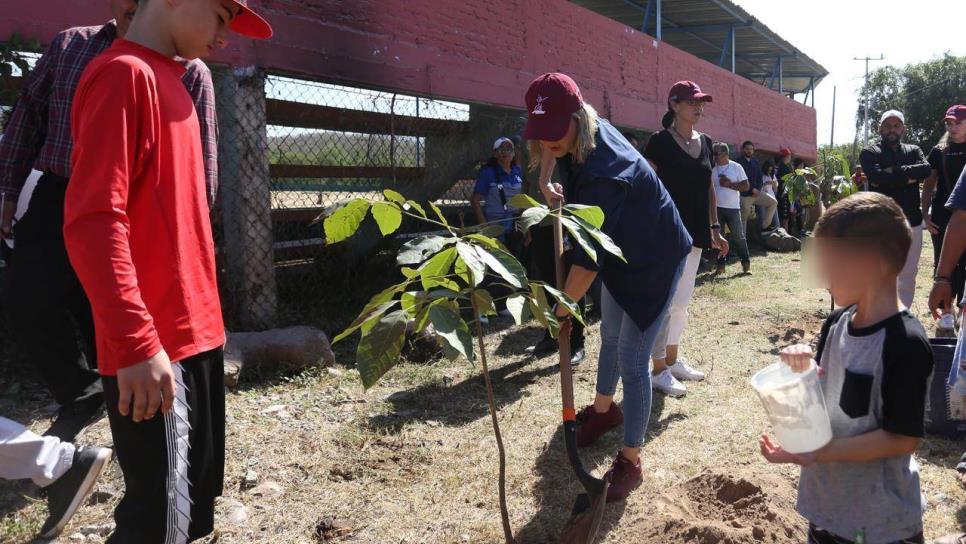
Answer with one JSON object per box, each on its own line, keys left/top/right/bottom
{"left": 8, "top": 173, "right": 101, "bottom": 406}
{"left": 103, "top": 349, "right": 225, "bottom": 544}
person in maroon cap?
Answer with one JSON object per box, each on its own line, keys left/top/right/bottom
{"left": 922, "top": 105, "right": 966, "bottom": 306}
{"left": 525, "top": 72, "right": 692, "bottom": 502}
{"left": 642, "top": 80, "right": 728, "bottom": 398}
{"left": 777, "top": 147, "right": 794, "bottom": 232}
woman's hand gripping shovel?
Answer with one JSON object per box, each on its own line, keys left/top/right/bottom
{"left": 553, "top": 205, "right": 609, "bottom": 544}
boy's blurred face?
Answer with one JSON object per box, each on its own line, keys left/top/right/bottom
{"left": 169, "top": 0, "right": 235, "bottom": 59}
{"left": 814, "top": 237, "right": 890, "bottom": 306}
{"left": 111, "top": 0, "right": 138, "bottom": 38}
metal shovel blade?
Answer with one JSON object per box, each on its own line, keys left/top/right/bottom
{"left": 558, "top": 479, "right": 609, "bottom": 544}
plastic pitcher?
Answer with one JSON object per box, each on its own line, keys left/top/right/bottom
{"left": 750, "top": 360, "right": 832, "bottom": 454}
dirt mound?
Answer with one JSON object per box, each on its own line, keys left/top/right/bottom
{"left": 638, "top": 469, "right": 805, "bottom": 543}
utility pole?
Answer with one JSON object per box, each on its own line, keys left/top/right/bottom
{"left": 830, "top": 85, "right": 836, "bottom": 147}
{"left": 854, "top": 54, "right": 885, "bottom": 146}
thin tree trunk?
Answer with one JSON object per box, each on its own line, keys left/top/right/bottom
{"left": 470, "top": 297, "right": 513, "bottom": 544}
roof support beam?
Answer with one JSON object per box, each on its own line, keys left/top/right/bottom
{"left": 641, "top": 0, "right": 652, "bottom": 34}
{"left": 718, "top": 25, "right": 736, "bottom": 73}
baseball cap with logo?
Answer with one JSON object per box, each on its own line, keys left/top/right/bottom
{"left": 944, "top": 105, "right": 966, "bottom": 123}
{"left": 668, "top": 81, "right": 713, "bottom": 106}
{"left": 228, "top": 0, "right": 273, "bottom": 39}
{"left": 492, "top": 137, "right": 513, "bottom": 151}
{"left": 879, "top": 109, "right": 905, "bottom": 125}
{"left": 523, "top": 73, "right": 583, "bottom": 142}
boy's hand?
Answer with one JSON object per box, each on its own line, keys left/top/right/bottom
{"left": 759, "top": 435, "right": 818, "bottom": 466}
{"left": 116, "top": 350, "right": 176, "bottom": 423}
{"left": 929, "top": 281, "right": 954, "bottom": 320}
{"left": 779, "top": 344, "right": 814, "bottom": 372}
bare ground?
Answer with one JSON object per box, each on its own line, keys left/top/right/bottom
{"left": 2, "top": 242, "right": 965, "bottom": 543}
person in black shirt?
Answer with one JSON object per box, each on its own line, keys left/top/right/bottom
{"left": 860, "top": 110, "right": 932, "bottom": 307}
{"left": 922, "top": 105, "right": 966, "bottom": 305}
{"left": 736, "top": 141, "right": 777, "bottom": 233}
{"left": 643, "top": 81, "right": 729, "bottom": 397}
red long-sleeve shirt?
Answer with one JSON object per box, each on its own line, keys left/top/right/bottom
{"left": 65, "top": 39, "right": 224, "bottom": 375}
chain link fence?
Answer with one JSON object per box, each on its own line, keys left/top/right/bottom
{"left": 212, "top": 68, "right": 528, "bottom": 333}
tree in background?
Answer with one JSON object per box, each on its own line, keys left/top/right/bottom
{"left": 857, "top": 54, "right": 966, "bottom": 151}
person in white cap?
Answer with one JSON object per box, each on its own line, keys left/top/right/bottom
{"left": 0, "top": 416, "right": 112, "bottom": 539}
{"left": 860, "top": 110, "right": 932, "bottom": 307}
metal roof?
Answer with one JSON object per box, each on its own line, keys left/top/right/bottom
{"left": 570, "top": 0, "right": 829, "bottom": 98}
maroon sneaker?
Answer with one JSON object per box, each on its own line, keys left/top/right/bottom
{"left": 575, "top": 403, "right": 623, "bottom": 447}
{"left": 604, "top": 451, "right": 642, "bottom": 503}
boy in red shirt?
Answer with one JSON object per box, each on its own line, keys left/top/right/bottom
{"left": 64, "top": 0, "right": 271, "bottom": 541}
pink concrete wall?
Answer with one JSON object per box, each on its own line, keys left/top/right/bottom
{"left": 1, "top": 0, "right": 818, "bottom": 159}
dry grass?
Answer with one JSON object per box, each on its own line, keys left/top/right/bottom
{"left": 2, "top": 240, "right": 965, "bottom": 543}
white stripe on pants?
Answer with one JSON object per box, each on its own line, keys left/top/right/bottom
{"left": 164, "top": 363, "right": 192, "bottom": 544}
{"left": 652, "top": 246, "right": 704, "bottom": 359}
{"left": 0, "top": 416, "right": 74, "bottom": 486}
{"left": 898, "top": 224, "right": 923, "bottom": 308}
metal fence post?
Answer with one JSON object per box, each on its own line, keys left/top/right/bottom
{"left": 213, "top": 65, "right": 278, "bottom": 330}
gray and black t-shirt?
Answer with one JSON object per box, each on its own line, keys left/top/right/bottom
{"left": 798, "top": 306, "right": 933, "bottom": 543}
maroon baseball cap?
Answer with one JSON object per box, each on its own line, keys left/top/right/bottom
{"left": 229, "top": 0, "right": 273, "bottom": 39}
{"left": 523, "top": 73, "right": 583, "bottom": 141}
{"left": 779, "top": 146, "right": 792, "bottom": 157}
{"left": 667, "top": 80, "right": 712, "bottom": 107}
{"left": 945, "top": 105, "right": 966, "bottom": 123}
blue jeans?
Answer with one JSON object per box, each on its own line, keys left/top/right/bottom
{"left": 595, "top": 256, "right": 686, "bottom": 448}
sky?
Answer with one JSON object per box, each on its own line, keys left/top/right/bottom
{"left": 732, "top": 0, "right": 966, "bottom": 146}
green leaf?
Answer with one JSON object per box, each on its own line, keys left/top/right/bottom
{"left": 405, "top": 200, "right": 427, "bottom": 218}
{"left": 428, "top": 302, "right": 475, "bottom": 363}
{"left": 428, "top": 201, "right": 450, "bottom": 227}
{"left": 384, "top": 189, "right": 406, "bottom": 205}
{"left": 397, "top": 235, "right": 456, "bottom": 266}
{"left": 565, "top": 204, "right": 605, "bottom": 229}
{"left": 507, "top": 193, "right": 542, "bottom": 209}
{"left": 540, "top": 283, "right": 585, "bottom": 326}
{"left": 419, "top": 247, "right": 458, "bottom": 291}
{"left": 465, "top": 233, "right": 504, "bottom": 250}
{"left": 560, "top": 216, "right": 598, "bottom": 264}
{"left": 528, "top": 284, "right": 559, "bottom": 337}
{"left": 476, "top": 245, "right": 527, "bottom": 289}
{"left": 567, "top": 215, "right": 626, "bottom": 263}
{"left": 471, "top": 289, "right": 496, "bottom": 317}
{"left": 371, "top": 201, "right": 402, "bottom": 236}
{"left": 400, "top": 266, "right": 420, "bottom": 279}
{"left": 356, "top": 310, "right": 409, "bottom": 389}
{"left": 519, "top": 207, "right": 550, "bottom": 233}
{"left": 456, "top": 242, "right": 486, "bottom": 286}
{"left": 333, "top": 300, "right": 398, "bottom": 344}
{"left": 324, "top": 199, "right": 370, "bottom": 244}
{"left": 506, "top": 293, "right": 530, "bottom": 326}
{"left": 478, "top": 225, "right": 507, "bottom": 239}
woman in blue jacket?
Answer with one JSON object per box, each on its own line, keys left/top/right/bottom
{"left": 525, "top": 73, "right": 691, "bottom": 502}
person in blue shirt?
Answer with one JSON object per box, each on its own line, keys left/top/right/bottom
{"left": 471, "top": 137, "right": 523, "bottom": 236}
{"left": 524, "top": 72, "right": 691, "bottom": 502}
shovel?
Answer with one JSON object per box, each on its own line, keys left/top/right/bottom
{"left": 553, "top": 208, "right": 609, "bottom": 544}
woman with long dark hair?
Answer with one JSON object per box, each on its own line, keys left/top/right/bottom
{"left": 643, "top": 81, "right": 729, "bottom": 397}
{"left": 526, "top": 73, "right": 691, "bottom": 501}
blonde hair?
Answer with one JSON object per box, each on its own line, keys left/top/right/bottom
{"left": 528, "top": 102, "right": 599, "bottom": 170}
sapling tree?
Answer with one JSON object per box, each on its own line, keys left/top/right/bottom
{"left": 323, "top": 190, "right": 623, "bottom": 543}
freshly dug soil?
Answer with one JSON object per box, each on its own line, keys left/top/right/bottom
{"left": 637, "top": 468, "right": 806, "bottom": 543}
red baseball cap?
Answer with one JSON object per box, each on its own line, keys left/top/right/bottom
{"left": 668, "top": 80, "right": 712, "bottom": 107}
{"left": 779, "top": 146, "right": 792, "bottom": 157}
{"left": 945, "top": 105, "right": 966, "bottom": 123}
{"left": 523, "top": 73, "right": 583, "bottom": 141}
{"left": 229, "top": 0, "right": 273, "bottom": 39}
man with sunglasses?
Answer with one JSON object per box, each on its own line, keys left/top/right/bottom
{"left": 860, "top": 110, "right": 932, "bottom": 307}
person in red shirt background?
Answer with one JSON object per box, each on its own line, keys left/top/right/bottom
{"left": 64, "top": 0, "right": 271, "bottom": 541}
{"left": 0, "top": 0, "right": 218, "bottom": 444}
